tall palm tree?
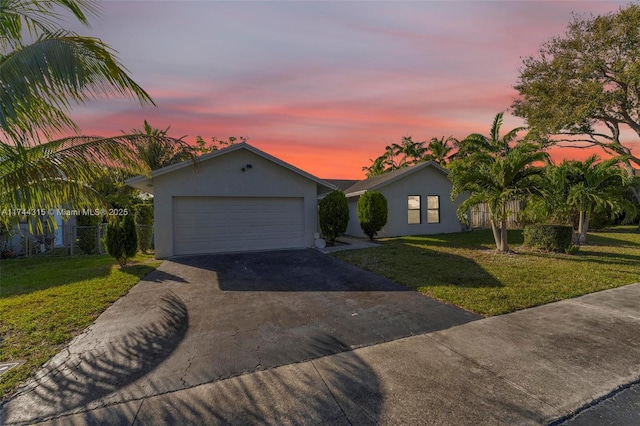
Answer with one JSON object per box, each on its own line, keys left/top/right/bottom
{"left": 457, "top": 112, "right": 526, "bottom": 158}
{"left": 0, "top": 0, "right": 153, "bottom": 138}
{"left": 131, "top": 120, "right": 195, "bottom": 171}
{"left": 388, "top": 136, "right": 425, "bottom": 167}
{"left": 362, "top": 155, "right": 387, "bottom": 177}
{"left": 425, "top": 136, "right": 457, "bottom": 166}
{"left": 450, "top": 141, "right": 547, "bottom": 252}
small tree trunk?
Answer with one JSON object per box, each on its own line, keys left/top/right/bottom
{"left": 579, "top": 211, "right": 590, "bottom": 244}
{"left": 630, "top": 186, "right": 640, "bottom": 231}
{"left": 490, "top": 219, "right": 501, "bottom": 251}
{"left": 501, "top": 219, "right": 509, "bottom": 252}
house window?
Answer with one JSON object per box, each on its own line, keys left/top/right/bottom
{"left": 427, "top": 195, "right": 440, "bottom": 224}
{"left": 408, "top": 196, "right": 421, "bottom": 224}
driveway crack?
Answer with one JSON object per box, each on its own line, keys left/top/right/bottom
{"left": 180, "top": 351, "right": 193, "bottom": 388}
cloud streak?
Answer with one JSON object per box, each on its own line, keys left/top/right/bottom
{"left": 64, "top": 1, "right": 632, "bottom": 178}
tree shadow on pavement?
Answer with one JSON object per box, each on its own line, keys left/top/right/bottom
{"left": 0, "top": 291, "right": 189, "bottom": 425}
{"left": 48, "top": 334, "right": 386, "bottom": 425}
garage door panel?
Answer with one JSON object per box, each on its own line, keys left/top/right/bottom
{"left": 173, "top": 197, "right": 305, "bottom": 255}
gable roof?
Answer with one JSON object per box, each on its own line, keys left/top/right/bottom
{"left": 323, "top": 179, "right": 360, "bottom": 191}
{"left": 344, "top": 161, "right": 448, "bottom": 197}
{"left": 126, "top": 142, "right": 336, "bottom": 194}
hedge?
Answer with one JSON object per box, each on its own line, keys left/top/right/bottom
{"left": 523, "top": 224, "right": 573, "bottom": 252}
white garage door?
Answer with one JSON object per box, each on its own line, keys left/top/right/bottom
{"left": 173, "top": 196, "right": 305, "bottom": 255}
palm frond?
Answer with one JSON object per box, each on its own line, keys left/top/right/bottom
{"left": 0, "top": 33, "right": 153, "bottom": 137}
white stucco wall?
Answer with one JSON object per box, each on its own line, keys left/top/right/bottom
{"left": 152, "top": 149, "right": 319, "bottom": 258}
{"left": 345, "top": 166, "right": 463, "bottom": 238}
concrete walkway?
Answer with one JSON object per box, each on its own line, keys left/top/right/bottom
{"left": 3, "top": 282, "right": 640, "bottom": 424}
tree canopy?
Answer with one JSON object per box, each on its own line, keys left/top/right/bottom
{"left": 512, "top": 4, "right": 640, "bottom": 172}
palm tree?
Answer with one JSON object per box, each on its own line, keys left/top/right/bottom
{"left": 457, "top": 112, "right": 526, "bottom": 158}
{"left": 132, "top": 120, "right": 195, "bottom": 171}
{"left": 0, "top": 0, "right": 153, "bottom": 138}
{"left": 425, "top": 136, "right": 457, "bottom": 166}
{"left": 0, "top": 1, "right": 160, "bottom": 233}
{"left": 0, "top": 134, "right": 175, "bottom": 233}
{"left": 565, "top": 155, "right": 636, "bottom": 244}
{"left": 389, "top": 136, "right": 425, "bottom": 167}
{"left": 522, "top": 161, "right": 575, "bottom": 225}
{"left": 362, "top": 155, "right": 387, "bottom": 177}
{"left": 450, "top": 141, "right": 547, "bottom": 252}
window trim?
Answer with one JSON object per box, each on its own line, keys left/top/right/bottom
{"left": 408, "top": 195, "right": 421, "bottom": 224}
{"left": 427, "top": 195, "right": 440, "bottom": 224}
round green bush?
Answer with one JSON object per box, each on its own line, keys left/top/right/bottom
{"left": 523, "top": 224, "right": 573, "bottom": 252}
{"left": 357, "top": 191, "right": 388, "bottom": 240}
{"left": 318, "top": 190, "right": 349, "bottom": 244}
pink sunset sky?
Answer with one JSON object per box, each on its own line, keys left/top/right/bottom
{"left": 67, "top": 1, "right": 636, "bottom": 179}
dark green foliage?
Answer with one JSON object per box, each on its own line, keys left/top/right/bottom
{"left": 76, "top": 214, "right": 101, "bottom": 254}
{"left": 319, "top": 190, "right": 349, "bottom": 244}
{"left": 104, "top": 214, "right": 138, "bottom": 266}
{"left": 104, "top": 221, "right": 124, "bottom": 265}
{"left": 357, "top": 191, "right": 388, "bottom": 240}
{"left": 122, "top": 213, "right": 138, "bottom": 261}
{"left": 523, "top": 224, "right": 573, "bottom": 252}
{"left": 134, "top": 203, "right": 154, "bottom": 253}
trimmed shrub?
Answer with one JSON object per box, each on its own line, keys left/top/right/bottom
{"left": 134, "top": 203, "right": 154, "bottom": 253}
{"left": 318, "top": 190, "right": 349, "bottom": 244}
{"left": 122, "top": 213, "right": 138, "bottom": 260}
{"left": 104, "top": 213, "right": 138, "bottom": 266}
{"left": 76, "top": 214, "right": 101, "bottom": 254}
{"left": 104, "top": 220, "right": 124, "bottom": 265}
{"left": 523, "top": 224, "right": 573, "bottom": 252}
{"left": 357, "top": 191, "right": 388, "bottom": 240}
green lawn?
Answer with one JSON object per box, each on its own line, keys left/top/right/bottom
{"left": 334, "top": 226, "right": 640, "bottom": 317}
{"left": 0, "top": 254, "right": 161, "bottom": 398}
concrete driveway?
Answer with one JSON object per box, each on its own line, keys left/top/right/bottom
{"left": 2, "top": 249, "right": 479, "bottom": 424}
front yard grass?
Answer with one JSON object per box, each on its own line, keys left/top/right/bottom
{"left": 334, "top": 226, "right": 640, "bottom": 317}
{"left": 0, "top": 254, "right": 161, "bottom": 399}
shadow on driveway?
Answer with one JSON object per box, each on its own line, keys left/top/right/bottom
{"left": 0, "top": 292, "right": 188, "bottom": 424}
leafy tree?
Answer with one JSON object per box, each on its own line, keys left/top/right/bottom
{"left": 357, "top": 191, "right": 388, "bottom": 240}
{"left": 512, "top": 4, "right": 640, "bottom": 208}
{"left": 194, "top": 135, "right": 247, "bottom": 155}
{"left": 318, "top": 190, "right": 349, "bottom": 244}
{"left": 451, "top": 113, "right": 547, "bottom": 252}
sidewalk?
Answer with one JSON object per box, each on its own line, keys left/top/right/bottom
{"left": 5, "top": 283, "right": 640, "bottom": 425}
